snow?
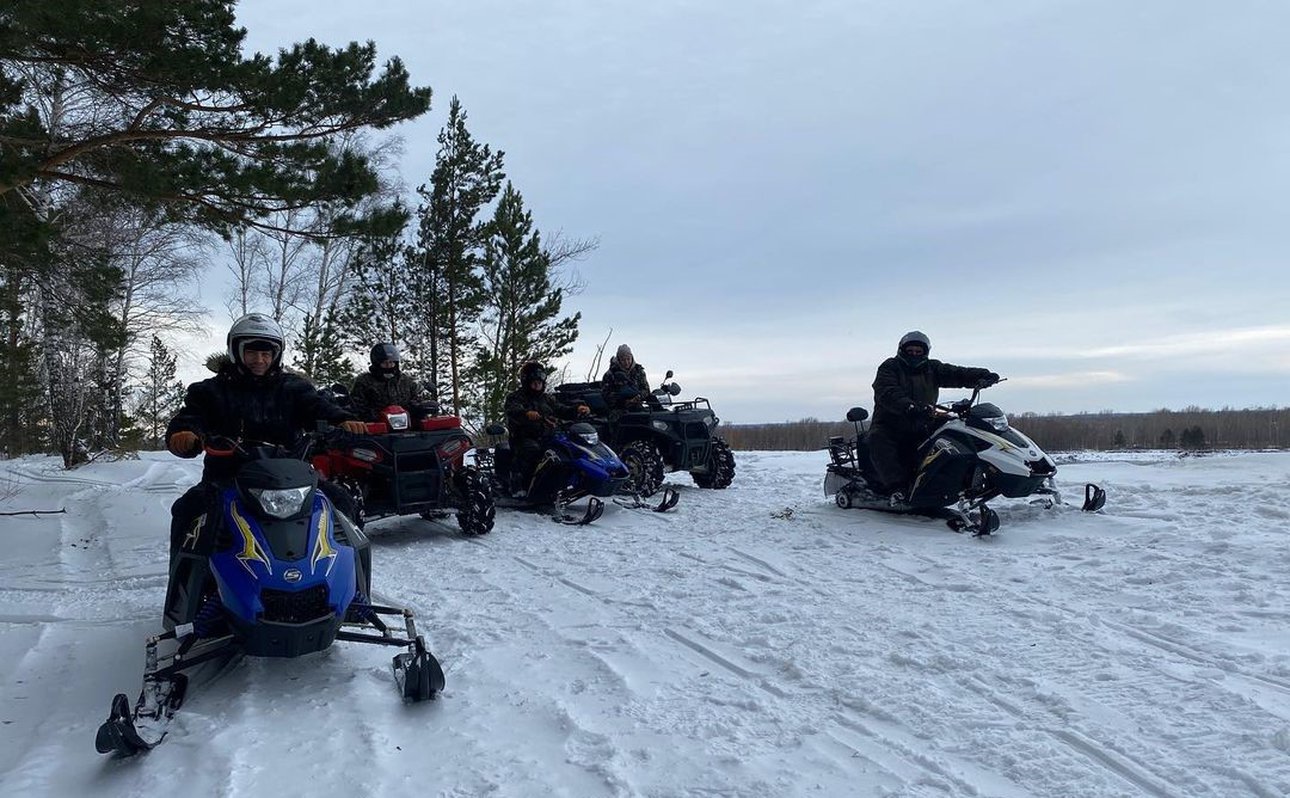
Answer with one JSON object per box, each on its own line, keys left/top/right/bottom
{"left": 2, "top": 449, "right": 1289, "bottom": 797}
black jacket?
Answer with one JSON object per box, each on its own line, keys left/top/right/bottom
{"left": 871, "top": 357, "right": 992, "bottom": 432}
{"left": 503, "top": 387, "right": 581, "bottom": 441}
{"left": 168, "top": 362, "right": 353, "bottom": 479}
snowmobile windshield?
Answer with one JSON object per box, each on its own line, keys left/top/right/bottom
{"left": 968, "top": 403, "right": 1010, "bottom": 433}
{"left": 968, "top": 403, "right": 1033, "bottom": 448}
{"left": 569, "top": 422, "right": 599, "bottom": 447}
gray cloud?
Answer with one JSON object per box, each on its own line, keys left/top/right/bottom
{"left": 219, "top": 0, "right": 1290, "bottom": 421}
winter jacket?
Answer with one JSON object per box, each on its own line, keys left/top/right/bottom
{"left": 600, "top": 359, "right": 650, "bottom": 415}
{"left": 350, "top": 371, "right": 422, "bottom": 420}
{"left": 871, "top": 357, "right": 992, "bottom": 433}
{"left": 167, "top": 360, "right": 354, "bottom": 479}
{"left": 503, "top": 387, "right": 582, "bottom": 442}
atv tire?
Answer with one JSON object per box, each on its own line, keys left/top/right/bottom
{"left": 619, "top": 440, "right": 665, "bottom": 498}
{"left": 454, "top": 466, "right": 496, "bottom": 536}
{"left": 692, "top": 437, "right": 735, "bottom": 489}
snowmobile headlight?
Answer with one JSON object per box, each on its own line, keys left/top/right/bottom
{"left": 651, "top": 420, "right": 670, "bottom": 432}
{"left": 387, "top": 411, "right": 410, "bottom": 431}
{"left": 985, "top": 416, "right": 1010, "bottom": 432}
{"left": 576, "top": 430, "right": 600, "bottom": 447}
{"left": 251, "top": 485, "right": 313, "bottom": 519}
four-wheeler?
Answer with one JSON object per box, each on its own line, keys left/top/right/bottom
{"left": 824, "top": 385, "right": 1106, "bottom": 536}
{"left": 308, "top": 403, "right": 494, "bottom": 536}
{"left": 555, "top": 370, "right": 735, "bottom": 497}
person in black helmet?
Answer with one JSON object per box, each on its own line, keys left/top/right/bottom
{"left": 502, "top": 362, "right": 590, "bottom": 496}
{"left": 349, "top": 343, "right": 428, "bottom": 420}
{"left": 163, "top": 313, "right": 367, "bottom": 626}
{"left": 869, "top": 331, "right": 999, "bottom": 503}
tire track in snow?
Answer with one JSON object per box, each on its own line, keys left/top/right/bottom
{"left": 450, "top": 535, "right": 912, "bottom": 794}
{"left": 495, "top": 531, "right": 1021, "bottom": 796}
{"left": 665, "top": 525, "right": 1225, "bottom": 796}
{"left": 875, "top": 550, "right": 1290, "bottom": 796}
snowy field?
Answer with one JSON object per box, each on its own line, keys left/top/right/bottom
{"left": 1, "top": 449, "right": 1288, "bottom": 797}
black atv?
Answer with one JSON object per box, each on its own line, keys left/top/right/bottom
{"left": 555, "top": 370, "right": 736, "bottom": 497}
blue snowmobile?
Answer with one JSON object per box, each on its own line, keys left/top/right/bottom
{"left": 477, "top": 420, "right": 678, "bottom": 525}
{"left": 95, "top": 438, "right": 444, "bottom": 757}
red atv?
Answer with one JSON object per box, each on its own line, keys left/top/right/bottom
{"left": 308, "top": 404, "right": 495, "bottom": 536}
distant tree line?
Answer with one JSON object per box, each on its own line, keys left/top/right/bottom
{"left": 721, "top": 407, "right": 1290, "bottom": 452}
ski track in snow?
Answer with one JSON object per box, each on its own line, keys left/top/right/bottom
{"left": 1, "top": 450, "right": 1288, "bottom": 797}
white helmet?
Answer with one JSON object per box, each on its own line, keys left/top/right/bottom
{"left": 227, "top": 313, "right": 285, "bottom": 369}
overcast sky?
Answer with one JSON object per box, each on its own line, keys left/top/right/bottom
{"left": 193, "top": 0, "right": 1290, "bottom": 424}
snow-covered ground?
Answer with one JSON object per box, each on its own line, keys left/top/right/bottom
{"left": 1, "top": 449, "right": 1288, "bottom": 797}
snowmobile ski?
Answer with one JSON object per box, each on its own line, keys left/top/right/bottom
{"left": 613, "top": 486, "right": 680, "bottom": 513}
{"left": 391, "top": 634, "right": 446, "bottom": 701}
{"left": 554, "top": 495, "right": 604, "bottom": 525}
{"left": 1081, "top": 483, "right": 1106, "bottom": 512}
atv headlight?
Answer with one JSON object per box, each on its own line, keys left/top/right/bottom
{"left": 387, "top": 411, "right": 410, "bottom": 431}
{"left": 251, "top": 485, "right": 313, "bottom": 519}
{"left": 703, "top": 416, "right": 717, "bottom": 428}
{"left": 651, "top": 420, "right": 670, "bottom": 432}
{"left": 985, "top": 416, "right": 1010, "bottom": 432}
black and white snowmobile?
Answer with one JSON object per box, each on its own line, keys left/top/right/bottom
{"left": 824, "top": 386, "right": 1105, "bottom": 536}
{"left": 95, "top": 439, "right": 444, "bottom": 757}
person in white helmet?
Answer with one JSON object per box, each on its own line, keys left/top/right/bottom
{"left": 162, "top": 314, "right": 368, "bottom": 622}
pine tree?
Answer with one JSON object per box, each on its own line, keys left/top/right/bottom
{"left": 0, "top": 1, "right": 432, "bottom": 233}
{"left": 134, "top": 336, "right": 185, "bottom": 449}
{"left": 337, "top": 202, "right": 436, "bottom": 388}
{"left": 475, "top": 183, "right": 581, "bottom": 424}
{"left": 412, "top": 96, "right": 505, "bottom": 416}
{"left": 293, "top": 309, "right": 355, "bottom": 389}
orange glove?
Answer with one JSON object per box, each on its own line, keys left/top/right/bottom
{"left": 339, "top": 420, "right": 368, "bottom": 434}
{"left": 525, "top": 410, "right": 542, "bottom": 421}
{"left": 576, "top": 404, "right": 590, "bottom": 416}
{"left": 167, "top": 431, "right": 202, "bottom": 458}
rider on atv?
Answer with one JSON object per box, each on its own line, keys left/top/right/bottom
{"left": 504, "top": 362, "right": 590, "bottom": 496}
{"left": 350, "top": 342, "right": 435, "bottom": 420}
{"left": 601, "top": 343, "right": 650, "bottom": 420}
{"left": 870, "top": 331, "right": 999, "bottom": 503}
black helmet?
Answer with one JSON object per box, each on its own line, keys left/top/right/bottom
{"left": 897, "top": 330, "right": 930, "bottom": 368}
{"left": 519, "top": 361, "right": 546, "bottom": 389}
{"left": 370, "top": 343, "right": 400, "bottom": 366}
{"left": 370, "top": 342, "right": 400, "bottom": 379}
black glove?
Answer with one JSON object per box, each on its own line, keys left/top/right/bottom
{"left": 977, "top": 371, "right": 1001, "bottom": 388}
{"left": 905, "top": 402, "right": 932, "bottom": 418}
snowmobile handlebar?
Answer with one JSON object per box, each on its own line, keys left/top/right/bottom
{"left": 929, "top": 378, "right": 1006, "bottom": 419}
{"left": 202, "top": 436, "right": 292, "bottom": 462}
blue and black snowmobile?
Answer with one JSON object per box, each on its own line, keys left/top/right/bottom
{"left": 477, "top": 420, "right": 678, "bottom": 525}
{"left": 824, "top": 385, "right": 1106, "bottom": 536}
{"left": 95, "top": 438, "right": 444, "bottom": 757}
